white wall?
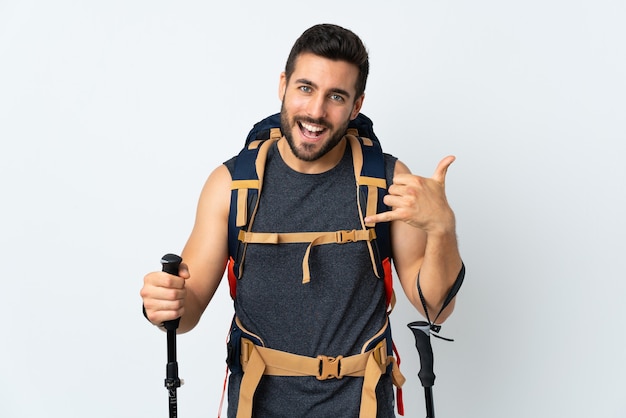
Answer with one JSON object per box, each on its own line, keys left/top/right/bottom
{"left": 1, "top": 1, "right": 625, "bottom": 417}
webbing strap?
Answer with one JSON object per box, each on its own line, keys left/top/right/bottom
{"left": 236, "top": 346, "right": 265, "bottom": 418}
{"left": 358, "top": 176, "right": 387, "bottom": 188}
{"left": 247, "top": 127, "right": 280, "bottom": 149}
{"left": 231, "top": 138, "right": 278, "bottom": 228}
{"left": 238, "top": 229, "right": 375, "bottom": 245}
{"left": 241, "top": 338, "right": 376, "bottom": 377}
{"left": 268, "top": 127, "right": 282, "bottom": 141}
{"left": 235, "top": 188, "right": 250, "bottom": 227}
{"left": 347, "top": 134, "right": 382, "bottom": 279}
{"left": 237, "top": 338, "right": 404, "bottom": 418}
{"left": 231, "top": 180, "right": 259, "bottom": 189}
{"left": 366, "top": 185, "right": 379, "bottom": 222}
{"left": 238, "top": 229, "right": 376, "bottom": 284}
{"left": 346, "top": 128, "right": 373, "bottom": 147}
{"left": 360, "top": 354, "right": 385, "bottom": 418}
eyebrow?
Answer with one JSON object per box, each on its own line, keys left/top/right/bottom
{"left": 295, "top": 78, "right": 352, "bottom": 99}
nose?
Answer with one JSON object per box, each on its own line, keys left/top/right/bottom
{"left": 306, "top": 93, "right": 327, "bottom": 120}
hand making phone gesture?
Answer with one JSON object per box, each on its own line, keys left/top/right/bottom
{"left": 365, "top": 155, "right": 457, "bottom": 234}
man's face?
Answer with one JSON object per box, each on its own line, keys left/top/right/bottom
{"left": 279, "top": 52, "right": 364, "bottom": 162}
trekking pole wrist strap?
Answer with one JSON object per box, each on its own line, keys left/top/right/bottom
{"left": 416, "top": 262, "right": 465, "bottom": 339}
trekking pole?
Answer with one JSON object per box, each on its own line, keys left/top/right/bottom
{"left": 161, "top": 253, "right": 184, "bottom": 418}
{"left": 407, "top": 321, "right": 436, "bottom": 418}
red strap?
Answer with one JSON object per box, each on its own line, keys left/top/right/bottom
{"left": 382, "top": 257, "right": 393, "bottom": 307}
{"left": 217, "top": 364, "right": 229, "bottom": 418}
{"left": 227, "top": 257, "right": 237, "bottom": 299}
{"left": 393, "top": 341, "right": 404, "bottom": 415}
{"left": 397, "top": 388, "right": 404, "bottom": 416}
{"left": 218, "top": 324, "right": 233, "bottom": 417}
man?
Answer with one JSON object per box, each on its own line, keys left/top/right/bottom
{"left": 141, "top": 23, "right": 463, "bottom": 417}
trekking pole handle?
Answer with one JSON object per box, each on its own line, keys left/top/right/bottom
{"left": 408, "top": 321, "right": 436, "bottom": 387}
{"left": 408, "top": 321, "right": 436, "bottom": 418}
{"left": 161, "top": 253, "right": 182, "bottom": 331}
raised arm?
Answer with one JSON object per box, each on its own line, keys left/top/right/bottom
{"left": 365, "top": 157, "right": 463, "bottom": 323}
{"left": 141, "top": 164, "right": 232, "bottom": 333}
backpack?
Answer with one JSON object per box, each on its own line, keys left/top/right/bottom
{"left": 226, "top": 112, "right": 395, "bottom": 308}
{"left": 224, "top": 113, "right": 406, "bottom": 416}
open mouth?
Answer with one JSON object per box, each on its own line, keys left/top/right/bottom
{"left": 298, "top": 121, "right": 327, "bottom": 139}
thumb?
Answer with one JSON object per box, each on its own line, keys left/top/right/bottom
{"left": 432, "top": 155, "right": 456, "bottom": 184}
{"left": 179, "top": 263, "right": 191, "bottom": 280}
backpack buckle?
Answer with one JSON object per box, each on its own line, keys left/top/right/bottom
{"left": 316, "top": 355, "right": 344, "bottom": 380}
{"left": 371, "top": 340, "right": 389, "bottom": 372}
{"left": 336, "top": 230, "right": 356, "bottom": 243}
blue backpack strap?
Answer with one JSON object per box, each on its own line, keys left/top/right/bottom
{"left": 348, "top": 113, "right": 390, "bottom": 267}
{"left": 227, "top": 133, "right": 280, "bottom": 297}
{"left": 227, "top": 113, "right": 282, "bottom": 297}
{"left": 345, "top": 133, "right": 393, "bottom": 308}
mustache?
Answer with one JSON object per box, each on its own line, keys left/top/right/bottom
{"left": 294, "top": 116, "right": 332, "bottom": 129}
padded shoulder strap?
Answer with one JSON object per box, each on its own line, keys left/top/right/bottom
{"left": 244, "top": 113, "right": 282, "bottom": 145}
{"left": 346, "top": 134, "right": 394, "bottom": 308}
{"left": 227, "top": 137, "right": 279, "bottom": 291}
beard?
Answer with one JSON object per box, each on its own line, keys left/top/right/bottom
{"left": 280, "top": 101, "right": 350, "bottom": 162}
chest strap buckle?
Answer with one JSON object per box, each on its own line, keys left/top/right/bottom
{"left": 336, "top": 230, "right": 355, "bottom": 243}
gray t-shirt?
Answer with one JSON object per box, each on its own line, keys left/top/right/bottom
{"left": 224, "top": 140, "right": 398, "bottom": 417}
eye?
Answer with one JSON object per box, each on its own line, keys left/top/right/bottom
{"left": 330, "top": 94, "right": 345, "bottom": 102}
{"left": 299, "top": 85, "right": 312, "bottom": 93}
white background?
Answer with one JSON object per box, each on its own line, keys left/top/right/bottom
{"left": 1, "top": 1, "right": 625, "bottom": 417}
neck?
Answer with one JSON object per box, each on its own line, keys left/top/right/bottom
{"left": 277, "top": 137, "right": 347, "bottom": 174}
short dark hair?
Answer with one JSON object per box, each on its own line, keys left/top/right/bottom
{"left": 284, "top": 24, "right": 369, "bottom": 99}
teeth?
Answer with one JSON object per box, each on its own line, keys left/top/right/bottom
{"left": 301, "top": 122, "right": 324, "bottom": 133}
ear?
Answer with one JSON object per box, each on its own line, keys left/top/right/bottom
{"left": 350, "top": 94, "right": 365, "bottom": 120}
{"left": 278, "top": 72, "right": 287, "bottom": 101}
